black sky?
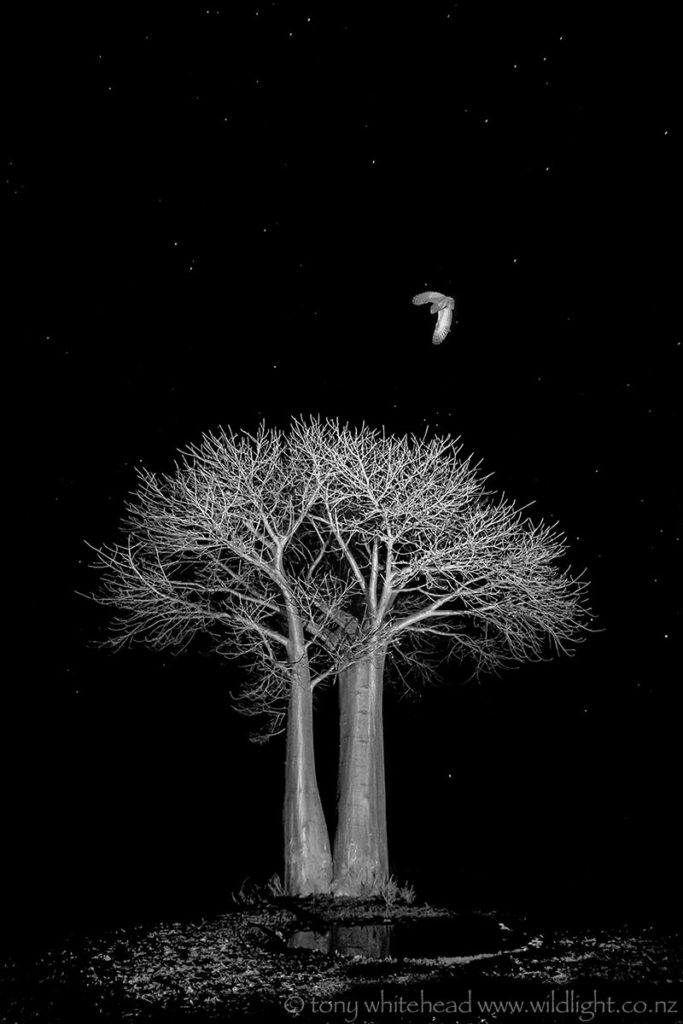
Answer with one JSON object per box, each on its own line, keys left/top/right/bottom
{"left": 3, "top": 4, "right": 680, "bottom": 947}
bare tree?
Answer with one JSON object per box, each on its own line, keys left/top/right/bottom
{"left": 290, "top": 417, "right": 595, "bottom": 896}
{"left": 86, "top": 424, "right": 370, "bottom": 896}
{"left": 86, "top": 417, "right": 594, "bottom": 900}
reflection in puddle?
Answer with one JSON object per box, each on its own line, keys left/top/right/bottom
{"left": 288, "top": 916, "right": 519, "bottom": 959}
{"left": 289, "top": 923, "right": 392, "bottom": 958}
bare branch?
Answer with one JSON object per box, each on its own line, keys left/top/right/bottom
{"left": 288, "top": 415, "right": 594, "bottom": 690}
{"left": 87, "top": 416, "right": 595, "bottom": 738}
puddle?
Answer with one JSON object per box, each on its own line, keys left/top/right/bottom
{"left": 288, "top": 915, "right": 523, "bottom": 959}
{"left": 289, "top": 923, "right": 393, "bottom": 959}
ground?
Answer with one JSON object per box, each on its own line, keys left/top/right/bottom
{"left": 1, "top": 896, "right": 681, "bottom": 1022}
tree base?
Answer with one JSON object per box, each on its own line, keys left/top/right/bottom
{"left": 330, "top": 865, "right": 388, "bottom": 898}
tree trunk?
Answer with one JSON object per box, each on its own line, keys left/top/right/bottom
{"left": 332, "top": 650, "right": 388, "bottom": 895}
{"left": 283, "top": 659, "right": 333, "bottom": 895}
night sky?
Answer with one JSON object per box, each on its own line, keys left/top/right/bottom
{"left": 3, "top": 4, "right": 680, "bottom": 949}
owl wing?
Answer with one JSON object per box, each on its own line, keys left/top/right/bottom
{"left": 432, "top": 306, "right": 452, "bottom": 345}
{"left": 412, "top": 291, "right": 446, "bottom": 306}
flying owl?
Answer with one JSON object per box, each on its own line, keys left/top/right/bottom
{"left": 412, "top": 290, "right": 456, "bottom": 345}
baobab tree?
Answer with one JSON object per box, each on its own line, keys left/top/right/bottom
{"left": 291, "top": 418, "right": 593, "bottom": 896}
{"left": 87, "top": 424, "right": 372, "bottom": 896}
{"left": 88, "top": 417, "right": 593, "bottom": 900}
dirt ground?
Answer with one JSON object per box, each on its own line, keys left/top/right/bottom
{"left": 0, "top": 896, "right": 681, "bottom": 1022}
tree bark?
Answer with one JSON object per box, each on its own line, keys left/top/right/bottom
{"left": 283, "top": 657, "right": 333, "bottom": 895}
{"left": 332, "top": 649, "right": 389, "bottom": 895}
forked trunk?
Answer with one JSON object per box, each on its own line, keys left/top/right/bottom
{"left": 332, "top": 650, "right": 388, "bottom": 895}
{"left": 283, "top": 659, "right": 333, "bottom": 895}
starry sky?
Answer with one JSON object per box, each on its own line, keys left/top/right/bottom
{"left": 3, "top": 5, "right": 680, "bottom": 944}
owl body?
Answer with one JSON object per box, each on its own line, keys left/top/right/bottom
{"left": 412, "top": 290, "right": 456, "bottom": 345}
